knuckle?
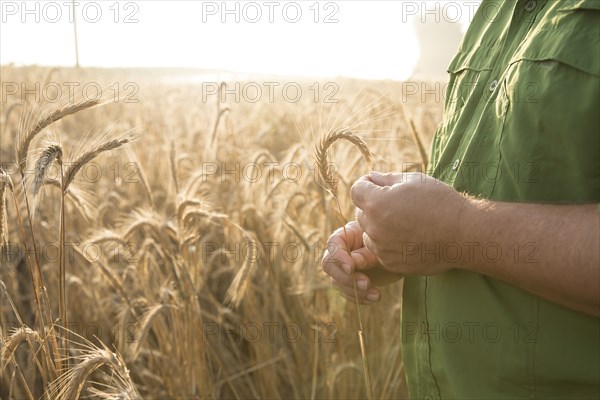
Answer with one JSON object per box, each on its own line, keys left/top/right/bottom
{"left": 322, "top": 260, "right": 334, "bottom": 275}
{"left": 346, "top": 220, "right": 360, "bottom": 232}
{"left": 362, "top": 197, "right": 374, "bottom": 213}
{"left": 350, "top": 180, "right": 362, "bottom": 197}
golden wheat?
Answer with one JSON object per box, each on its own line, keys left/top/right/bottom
{"left": 16, "top": 99, "right": 101, "bottom": 172}
{"left": 63, "top": 136, "right": 133, "bottom": 192}
{"left": 315, "top": 129, "right": 375, "bottom": 196}
{"left": 33, "top": 143, "right": 63, "bottom": 196}
{"left": 0, "top": 66, "right": 438, "bottom": 398}
{"left": 0, "top": 169, "right": 12, "bottom": 246}
{"left": 314, "top": 128, "right": 376, "bottom": 400}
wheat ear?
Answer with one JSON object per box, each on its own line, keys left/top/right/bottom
{"left": 314, "top": 129, "right": 374, "bottom": 400}
{"left": 209, "top": 82, "right": 230, "bottom": 145}
{"left": 63, "top": 136, "right": 132, "bottom": 192}
{"left": 33, "top": 143, "right": 63, "bottom": 196}
{"left": 1, "top": 327, "right": 44, "bottom": 369}
{"left": 315, "top": 129, "right": 375, "bottom": 195}
{"left": 16, "top": 99, "right": 101, "bottom": 172}
{"left": 50, "top": 346, "right": 138, "bottom": 400}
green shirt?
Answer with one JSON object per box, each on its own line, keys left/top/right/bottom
{"left": 402, "top": 0, "right": 600, "bottom": 398}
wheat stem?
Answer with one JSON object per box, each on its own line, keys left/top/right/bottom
{"left": 17, "top": 178, "right": 47, "bottom": 318}
{"left": 340, "top": 200, "right": 374, "bottom": 400}
{"left": 7, "top": 178, "right": 62, "bottom": 376}
{"left": 209, "top": 82, "right": 230, "bottom": 146}
{"left": 58, "top": 156, "right": 68, "bottom": 373}
{"left": 315, "top": 129, "right": 375, "bottom": 400}
{"left": 409, "top": 119, "right": 428, "bottom": 169}
{"left": 0, "top": 170, "right": 11, "bottom": 247}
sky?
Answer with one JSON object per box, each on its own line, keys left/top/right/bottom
{"left": 0, "top": 1, "right": 478, "bottom": 80}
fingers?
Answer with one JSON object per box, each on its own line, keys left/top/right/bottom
{"left": 323, "top": 254, "right": 359, "bottom": 287}
{"left": 351, "top": 171, "right": 407, "bottom": 210}
{"left": 324, "top": 251, "right": 377, "bottom": 291}
{"left": 323, "top": 220, "right": 383, "bottom": 304}
{"left": 342, "top": 221, "right": 367, "bottom": 251}
{"left": 324, "top": 247, "right": 380, "bottom": 304}
{"left": 354, "top": 208, "right": 378, "bottom": 254}
{"left": 350, "top": 246, "right": 381, "bottom": 270}
{"left": 322, "top": 246, "right": 352, "bottom": 279}
{"left": 368, "top": 171, "right": 407, "bottom": 187}
{"left": 323, "top": 221, "right": 367, "bottom": 274}
{"left": 350, "top": 175, "right": 382, "bottom": 210}
{"left": 327, "top": 171, "right": 411, "bottom": 303}
{"left": 361, "top": 232, "right": 377, "bottom": 255}
{"left": 323, "top": 226, "right": 381, "bottom": 304}
{"left": 355, "top": 207, "right": 367, "bottom": 230}
{"left": 332, "top": 280, "right": 381, "bottom": 305}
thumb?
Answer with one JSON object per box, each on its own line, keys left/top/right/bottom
{"left": 369, "top": 171, "right": 406, "bottom": 187}
{"left": 350, "top": 247, "right": 381, "bottom": 271}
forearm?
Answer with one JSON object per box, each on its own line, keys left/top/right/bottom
{"left": 459, "top": 200, "right": 600, "bottom": 317}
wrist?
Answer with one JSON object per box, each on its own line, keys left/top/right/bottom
{"left": 455, "top": 195, "right": 487, "bottom": 272}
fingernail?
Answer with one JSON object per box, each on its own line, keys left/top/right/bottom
{"left": 357, "top": 280, "right": 368, "bottom": 291}
{"left": 342, "top": 264, "right": 351, "bottom": 274}
{"left": 366, "top": 292, "right": 380, "bottom": 302}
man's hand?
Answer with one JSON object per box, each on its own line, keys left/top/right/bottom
{"left": 348, "top": 171, "right": 600, "bottom": 317}
{"left": 351, "top": 171, "right": 468, "bottom": 275}
{"left": 321, "top": 221, "right": 402, "bottom": 304}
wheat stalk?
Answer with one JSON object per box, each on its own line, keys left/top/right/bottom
{"left": 0, "top": 325, "right": 37, "bottom": 400}
{"left": 408, "top": 119, "right": 428, "bottom": 169}
{"left": 315, "top": 129, "right": 375, "bottom": 195}
{"left": 0, "top": 169, "right": 12, "bottom": 246}
{"left": 49, "top": 345, "right": 139, "bottom": 400}
{"left": 1, "top": 327, "right": 44, "bottom": 369}
{"left": 16, "top": 99, "right": 101, "bottom": 172}
{"left": 63, "top": 136, "right": 132, "bottom": 192}
{"left": 314, "top": 128, "right": 375, "bottom": 400}
{"left": 169, "top": 139, "right": 180, "bottom": 194}
{"left": 224, "top": 233, "right": 259, "bottom": 308}
{"left": 33, "top": 144, "right": 63, "bottom": 196}
{"left": 32, "top": 143, "right": 69, "bottom": 372}
{"left": 2, "top": 166, "right": 45, "bottom": 319}
{"left": 209, "top": 82, "right": 231, "bottom": 146}
{"left": 12, "top": 99, "right": 100, "bottom": 349}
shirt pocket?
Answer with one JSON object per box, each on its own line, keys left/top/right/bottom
{"left": 431, "top": 48, "right": 494, "bottom": 174}
{"left": 502, "top": 0, "right": 599, "bottom": 114}
{"left": 495, "top": 4, "right": 599, "bottom": 201}
{"left": 443, "top": 47, "right": 495, "bottom": 120}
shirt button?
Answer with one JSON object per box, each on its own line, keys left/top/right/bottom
{"left": 489, "top": 80, "right": 499, "bottom": 92}
{"left": 524, "top": 0, "right": 537, "bottom": 12}
{"left": 452, "top": 159, "right": 460, "bottom": 170}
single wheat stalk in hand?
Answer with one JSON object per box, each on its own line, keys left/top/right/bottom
{"left": 314, "top": 128, "right": 375, "bottom": 400}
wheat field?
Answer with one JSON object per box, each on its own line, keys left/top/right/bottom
{"left": 0, "top": 65, "right": 442, "bottom": 399}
